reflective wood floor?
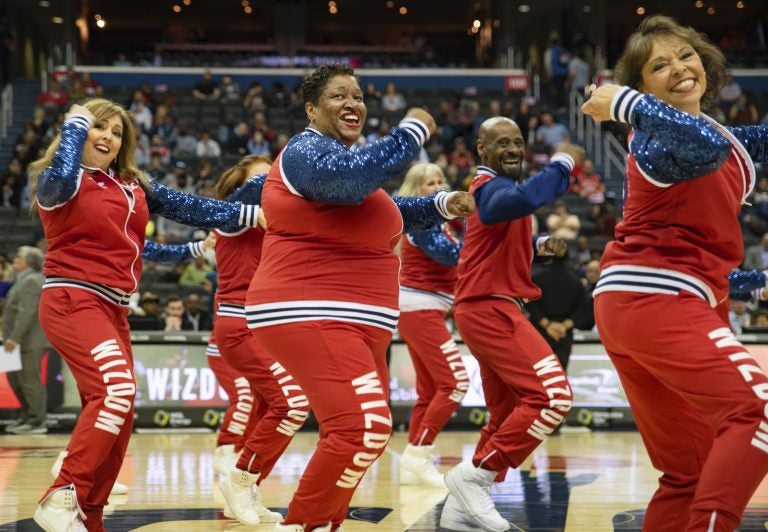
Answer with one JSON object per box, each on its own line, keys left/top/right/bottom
{"left": 1, "top": 429, "right": 767, "bottom": 531}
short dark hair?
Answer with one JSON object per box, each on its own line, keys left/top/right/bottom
{"left": 613, "top": 15, "right": 726, "bottom": 109}
{"left": 301, "top": 63, "right": 356, "bottom": 105}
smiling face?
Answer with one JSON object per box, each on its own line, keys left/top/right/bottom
{"left": 477, "top": 118, "right": 525, "bottom": 180}
{"left": 82, "top": 114, "right": 124, "bottom": 172}
{"left": 305, "top": 74, "right": 366, "bottom": 147}
{"left": 640, "top": 35, "right": 706, "bottom": 115}
{"left": 418, "top": 169, "right": 446, "bottom": 196}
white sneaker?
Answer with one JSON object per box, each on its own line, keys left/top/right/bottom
{"left": 399, "top": 444, "right": 446, "bottom": 488}
{"left": 444, "top": 461, "right": 510, "bottom": 532}
{"left": 213, "top": 444, "right": 236, "bottom": 476}
{"left": 33, "top": 488, "right": 87, "bottom": 532}
{"left": 220, "top": 468, "right": 261, "bottom": 526}
{"left": 440, "top": 494, "right": 485, "bottom": 531}
{"left": 51, "top": 451, "right": 129, "bottom": 495}
{"left": 251, "top": 482, "right": 283, "bottom": 522}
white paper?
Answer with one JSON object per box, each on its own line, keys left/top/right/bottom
{"left": 0, "top": 344, "right": 22, "bottom": 373}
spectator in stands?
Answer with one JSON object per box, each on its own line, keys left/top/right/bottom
{"left": 195, "top": 130, "right": 222, "bottom": 159}
{"left": 162, "top": 295, "right": 185, "bottom": 332}
{"left": 36, "top": 79, "right": 68, "bottom": 115}
{"left": 173, "top": 124, "right": 197, "bottom": 159}
{"left": 246, "top": 130, "right": 271, "bottom": 156}
{"left": 79, "top": 71, "right": 100, "bottom": 97}
{"left": 381, "top": 81, "right": 407, "bottom": 113}
{"left": 717, "top": 72, "right": 742, "bottom": 108}
{"left": 148, "top": 135, "right": 171, "bottom": 166}
{"left": 588, "top": 201, "right": 617, "bottom": 238}
{"left": 133, "top": 292, "right": 163, "bottom": 325}
{"left": 130, "top": 96, "right": 153, "bottom": 133}
{"left": 728, "top": 94, "right": 759, "bottom": 125}
{"left": 546, "top": 199, "right": 581, "bottom": 239}
{"left": 528, "top": 252, "right": 589, "bottom": 373}
{"left": 741, "top": 175, "right": 768, "bottom": 238}
{"left": 447, "top": 136, "right": 475, "bottom": 176}
{"left": 729, "top": 298, "right": 751, "bottom": 334}
{"left": 67, "top": 78, "right": 87, "bottom": 104}
{"left": 544, "top": 35, "right": 571, "bottom": 111}
{"left": 270, "top": 133, "right": 289, "bottom": 160}
{"left": 243, "top": 81, "right": 267, "bottom": 114}
{"left": 751, "top": 310, "right": 768, "bottom": 327}
{"left": 0, "top": 252, "right": 14, "bottom": 281}
{"left": 535, "top": 111, "right": 570, "bottom": 151}
{"left": 150, "top": 104, "right": 178, "bottom": 147}
{"left": 192, "top": 69, "right": 221, "bottom": 121}
{"left": 182, "top": 293, "right": 211, "bottom": 331}
{"left": 744, "top": 233, "right": 768, "bottom": 270}
{"left": 250, "top": 111, "right": 276, "bottom": 143}
{"left": 571, "top": 159, "right": 605, "bottom": 203}
{"left": 219, "top": 74, "right": 241, "bottom": 102}
{"left": 225, "top": 121, "right": 251, "bottom": 155}
{"left": 568, "top": 48, "right": 591, "bottom": 96}
{"left": 179, "top": 255, "right": 213, "bottom": 287}
{"left": 364, "top": 82, "right": 382, "bottom": 111}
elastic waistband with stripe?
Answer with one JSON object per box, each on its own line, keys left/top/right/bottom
{"left": 44, "top": 277, "right": 133, "bottom": 307}
{"left": 245, "top": 300, "right": 400, "bottom": 332}
{"left": 594, "top": 265, "right": 716, "bottom": 307}
{"left": 217, "top": 302, "right": 246, "bottom": 318}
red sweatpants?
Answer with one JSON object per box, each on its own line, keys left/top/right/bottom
{"left": 39, "top": 288, "right": 136, "bottom": 532}
{"left": 398, "top": 309, "right": 469, "bottom": 446}
{"left": 215, "top": 315, "right": 310, "bottom": 483}
{"left": 250, "top": 320, "right": 393, "bottom": 529}
{"left": 454, "top": 298, "right": 572, "bottom": 473}
{"left": 596, "top": 291, "right": 768, "bottom": 532}
{"left": 207, "top": 352, "right": 257, "bottom": 450}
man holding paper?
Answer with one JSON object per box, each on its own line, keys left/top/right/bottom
{"left": 2, "top": 245, "right": 49, "bottom": 434}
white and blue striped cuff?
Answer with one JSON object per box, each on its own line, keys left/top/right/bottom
{"left": 434, "top": 190, "right": 457, "bottom": 219}
{"left": 239, "top": 204, "right": 259, "bottom": 227}
{"left": 398, "top": 117, "right": 430, "bottom": 146}
{"left": 65, "top": 113, "right": 92, "bottom": 131}
{"left": 610, "top": 87, "right": 643, "bottom": 123}
{"left": 550, "top": 153, "right": 575, "bottom": 172}
{"left": 188, "top": 240, "right": 204, "bottom": 258}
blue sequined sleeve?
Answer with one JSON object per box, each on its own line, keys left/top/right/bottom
{"left": 727, "top": 124, "right": 768, "bottom": 163}
{"left": 142, "top": 239, "right": 204, "bottom": 263}
{"left": 610, "top": 87, "right": 731, "bottom": 183}
{"left": 225, "top": 174, "right": 266, "bottom": 203}
{"left": 144, "top": 180, "right": 259, "bottom": 232}
{"left": 394, "top": 191, "right": 450, "bottom": 232}
{"left": 408, "top": 225, "right": 461, "bottom": 266}
{"left": 475, "top": 158, "right": 572, "bottom": 225}
{"left": 37, "top": 114, "right": 91, "bottom": 208}
{"left": 280, "top": 119, "right": 428, "bottom": 205}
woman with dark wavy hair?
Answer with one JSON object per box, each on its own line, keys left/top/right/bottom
{"left": 583, "top": 15, "right": 768, "bottom": 531}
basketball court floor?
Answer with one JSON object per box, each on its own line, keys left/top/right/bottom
{"left": 1, "top": 429, "right": 767, "bottom": 531}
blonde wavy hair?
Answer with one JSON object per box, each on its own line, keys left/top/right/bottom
{"left": 397, "top": 162, "right": 447, "bottom": 197}
{"left": 27, "top": 98, "right": 148, "bottom": 210}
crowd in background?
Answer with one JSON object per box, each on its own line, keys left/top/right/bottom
{"left": 3, "top": 60, "right": 768, "bottom": 335}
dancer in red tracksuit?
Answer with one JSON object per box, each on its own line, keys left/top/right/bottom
{"left": 29, "top": 100, "right": 260, "bottom": 532}
{"left": 582, "top": 16, "right": 768, "bottom": 531}
{"left": 395, "top": 162, "right": 469, "bottom": 488}
{"left": 209, "top": 155, "right": 304, "bottom": 525}
{"left": 245, "top": 64, "right": 475, "bottom": 531}
{"left": 441, "top": 117, "right": 583, "bottom": 531}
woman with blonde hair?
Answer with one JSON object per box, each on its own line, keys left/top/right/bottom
{"left": 30, "top": 99, "right": 260, "bottom": 532}
{"left": 396, "top": 162, "right": 469, "bottom": 488}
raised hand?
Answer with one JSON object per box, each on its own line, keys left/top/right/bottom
{"left": 446, "top": 191, "right": 476, "bottom": 218}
